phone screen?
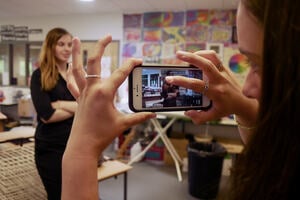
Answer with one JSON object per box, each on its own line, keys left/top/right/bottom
{"left": 128, "top": 65, "right": 212, "bottom": 112}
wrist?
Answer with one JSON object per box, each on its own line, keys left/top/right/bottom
{"left": 234, "top": 114, "right": 256, "bottom": 131}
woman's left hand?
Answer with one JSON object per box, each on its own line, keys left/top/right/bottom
{"left": 166, "top": 50, "right": 258, "bottom": 125}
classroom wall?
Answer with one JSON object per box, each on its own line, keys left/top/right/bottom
{"left": 0, "top": 13, "right": 124, "bottom": 41}
{"left": 0, "top": 13, "right": 124, "bottom": 104}
{"left": 0, "top": 13, "right": 241, "bottom": 141}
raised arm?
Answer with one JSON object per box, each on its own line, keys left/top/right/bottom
{"left": 166, "top": 50, "right": 258, "bottom": 143}
{"left": 61, "top": 35, "right": 155, "bottom": 200}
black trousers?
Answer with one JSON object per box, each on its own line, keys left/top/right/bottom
{"left": 35, "top": 140, "right": 66, "bottom": 200}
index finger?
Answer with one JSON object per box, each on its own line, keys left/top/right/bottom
{"left": 176, "top": 50, "right": 218, "bottom": 79}
{"left": 109, "top": 58, "right": 143, "bottom": 91}
{"left": 86, "top": 35, "right": 112, "bottom": 80}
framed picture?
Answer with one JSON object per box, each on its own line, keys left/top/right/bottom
{"left": 206, "top": 42, "right": 224, "bottom": 61}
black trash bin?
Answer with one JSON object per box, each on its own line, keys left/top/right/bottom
{"left": 188, "top": 141, "right": 227, "bottom": 199}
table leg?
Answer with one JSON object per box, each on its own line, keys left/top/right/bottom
{"left": 124, "top": 172, "right": 127, "bottom": 200}
{"left": 128, "top": 117, "right": 184, "bottom": 181}
{"left": 150, "top": 118, "right": 183, "bottom": 182}
{"left": 151, "top": 119, "right": 183, "bottom": 164}
{"left": 128, "top": 134, "right": 160, "bottom": 165}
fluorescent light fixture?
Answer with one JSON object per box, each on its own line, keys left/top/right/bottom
{"left": 80, "top": 0, "right": 94, "bottom": 2}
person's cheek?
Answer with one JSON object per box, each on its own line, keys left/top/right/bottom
{"left": 242, "top": 69, "right": 261, "bottom": 100}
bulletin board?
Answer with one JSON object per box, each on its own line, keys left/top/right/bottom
{"left": 80, "top": 40, "right": 120, "bottom": 75}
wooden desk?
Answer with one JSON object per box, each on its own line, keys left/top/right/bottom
{"left": 97, "top": 158, "right": 132, "bottom": 200}
{"left": 0, "top": 112, "right": 7, "bottom": 132}
{"left": 0, "top": 127, "right": 35, "bottom": 145}
{"left": 218, "top": 141, "right": 243, "bottom": 154}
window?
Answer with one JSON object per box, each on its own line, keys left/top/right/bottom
{"left": 0, "top": 42, "right": 42, "bottom": 86}
{"left": 0, "top": 43, "right": 10, "bottom": 85}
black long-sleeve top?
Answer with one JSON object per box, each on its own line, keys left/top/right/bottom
{"left": 30, "top": 68, "right": 75, "bottom": 145}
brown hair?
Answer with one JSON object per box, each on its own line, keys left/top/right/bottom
{"left": 39, "top": 27, "right": 72, "bottom": 91}
{"left": 225, "top": 0, "right": 300, "bottom": 199}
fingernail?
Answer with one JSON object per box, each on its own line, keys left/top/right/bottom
{"left": 184, "top": 111, "right": 191, "bottom": 117}
{"left": 165, "top": 76, "right": 173, "bottom": 83}
{"left": 176, "top": 50, "right": 189, "bottom": 60}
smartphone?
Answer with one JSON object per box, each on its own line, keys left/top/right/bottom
{"left": 128, "top": 64, "right": 212, "bottom": 112}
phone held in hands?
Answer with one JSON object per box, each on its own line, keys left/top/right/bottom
{"left": 128, "top": 64, "right": 212, "bottom": 112}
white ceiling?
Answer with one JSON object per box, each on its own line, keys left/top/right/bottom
{"left": 0, "top": 0, "right": 239, "bottom": 19}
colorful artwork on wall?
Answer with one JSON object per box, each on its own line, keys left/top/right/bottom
{"left": 229, "top": 54, "right": 249, "bottom": 74}
{"left": 185, "top": 43, "right": 206, "bottom": 53}
{"left": 142, "top": 42, "right": 162, "bottom": 63}
{"left": 223, "top": 44, "right": 249, "bottom": 85}
{"left": 162, "top": 12, "right": 185, "bottom": 27}
{"left": 143, "top": 12, "right": 163, "bottom": 28}
{"left": 185, "top": 25, "right": 209, "bottom": 42}
{"left": 122, "top": 43, "right": 143, "bottom": 58}
{"left": 143, "top": 28, "right": 162, "bottom": 42}
{"left": 162, "top": 27, "right": 185, "bottom": 43}
{"left": 209, "top": 26, "right": 232, "bottom": 43}
{"left": 186, "top": 10, "right": 209, "bottom": 26}
{"left": 124, "top": 28, "right": 142, "bottom": 42}
{"left": 209, "top": 10, "right": 234, "bottom": 25}
{"left": 206, "top": 42, "right": 224, "bottom": 61}
{"left": 142, "top": 43, "right": 161, "bottom": 57}
{"left": 122, "top": 9, "right": 238, "bottom": 69}
{"left": 123, "top": 14, "right": 142, "bottom": 28}
{"left": 160, "top": 43, "right": 185, "bottom": 64}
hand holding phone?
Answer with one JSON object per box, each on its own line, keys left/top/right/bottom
{"left": 128, "top": 64, "right": 212, "bottom": 112}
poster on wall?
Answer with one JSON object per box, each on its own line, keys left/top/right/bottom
{"left": 161, "top": 27, "right": 185, "bottom": 43}
{"left": 161, "top": 43, "right": 185, "bottom": 64}
{"left": 161, "top": 12, "right": 185, "bottom": 27}
{"left": 206, "top": 42, "right": 224, "bottom": 61}
{"left": 143, "top": 28, "right": 162, "bottom": 42}
{"left": 186, "top": 25, "right": 209, "bottom": 42}
{"left": 122, "top": 42, "right": 143, "bottom": 58}
{"left": 1, "top": 25, "right": 15, "bottom": 41}
{"left": 209, "top": 10, "right": 234, "bottom": 25}
{"left": 223, "top": 44, "right": 249, "bottom": 85}
{"left": 14, "top": 26, "right": 29, "bottom": 41}
{"left": 123, "top": 14, "right": 142, "bottom": 28}
{"left": 142, "top": 42, "right": 162, "bottom": 63}
{"left": 122, "top": 9, "right": 237, "bottom": 66}
{"left": 0, "top": 25, "right": 32, "bottom": 41}
{"left": 209, "top": 26, "right": 232, "bottom": 43}
{"left": 185, "top": 42, "right": 206, "bottom": 53}
{"left": 186, "top": 10, "right": 209, "bottom": 26}
{"left": 124, "top": 28, "right": 142, "bottom": 42}
{"left": 143, "top": 12, "right": 163, "bottom": 28}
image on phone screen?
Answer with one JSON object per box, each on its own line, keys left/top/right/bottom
{"left": 129, "top": 65, "right": 211, "bottom": 112}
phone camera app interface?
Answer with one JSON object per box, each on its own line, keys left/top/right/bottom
{"left": 141, "top": 68, "right": 202, "bottom": 108}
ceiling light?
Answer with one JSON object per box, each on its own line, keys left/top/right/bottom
{"left": 80, "top": 0, "right": 94, "bottom": 2}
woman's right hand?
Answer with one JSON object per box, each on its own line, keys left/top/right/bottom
{"left": 166, "top": 50, "right": 258, "bottom": 127}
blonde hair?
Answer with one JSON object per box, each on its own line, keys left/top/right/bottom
{"left": 38, "top": 27, "right": 72, "bottom": 91}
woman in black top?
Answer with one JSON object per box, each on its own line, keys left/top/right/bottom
{"left": 30, "top": 27, "right": 77, "bottom": 200}
{"left": 161, "top": 71, "right": 179, "bottom": 107}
